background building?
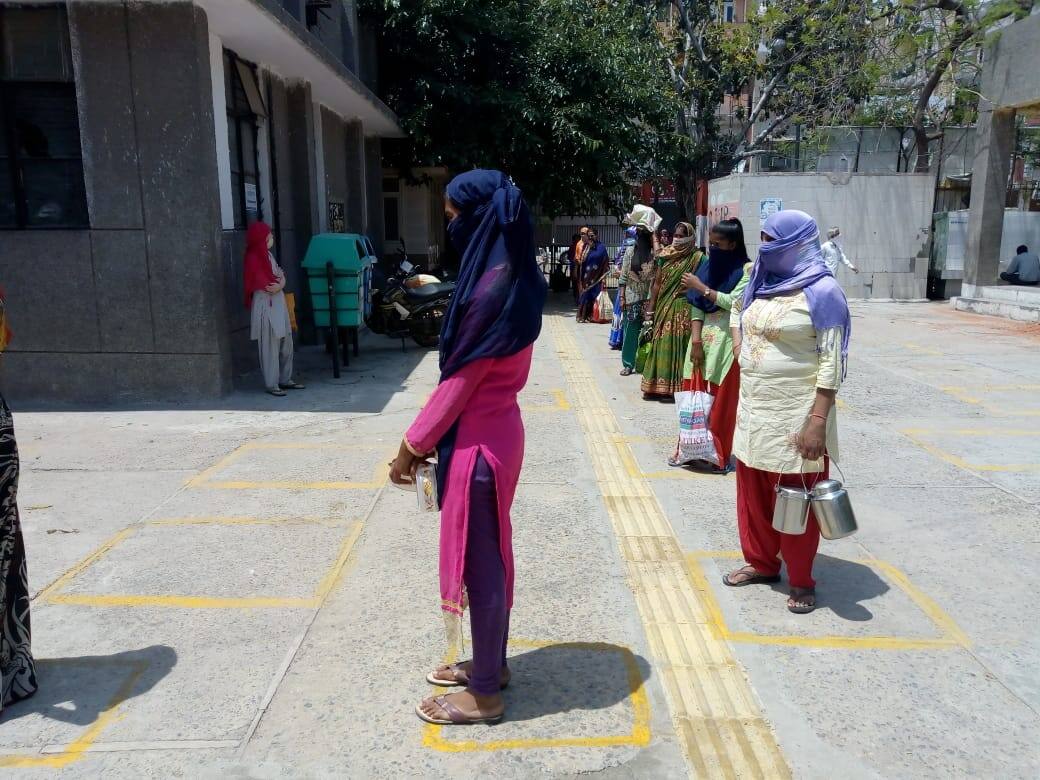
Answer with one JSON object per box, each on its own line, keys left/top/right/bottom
{"left": 0, "top": 0, "right": 401, "bottom": 403}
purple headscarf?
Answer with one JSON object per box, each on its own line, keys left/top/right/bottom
{"left": 742, "top": 210, "right": 851, "bottom": 376}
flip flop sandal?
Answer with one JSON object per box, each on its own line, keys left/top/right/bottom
{"left": 279, "top": 381, "right": 306, "bottom": 390}
{"left": 266, "top": 388, "right": 287, "bottom": 397}
{"left": 415, "top": 695, "right": 504, "bottom": 726}
{"left": 787, "top": 589, "right": 817, "bottom": 614}
{"left": 723, "top": 565, "right": 782, "bottom": 587}
{"left": 427, "top": 663, "right": 511, "bottom": 690}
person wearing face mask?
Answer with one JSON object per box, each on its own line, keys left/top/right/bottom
{"left": 389, "top": 170, "right": 546, "bottom": 727}
{"left": 243, "top": 222, "right": 305, "bottom": 397}
{"left": 640, "top": 222, "right": 703, "bottom": 401}
{"left": 670, "top": 218, "right": 752, "bottom": 470}
{"left": 723, "top": 210, "right": 851, "bottom": 615}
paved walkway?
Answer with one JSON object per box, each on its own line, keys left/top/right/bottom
{"left": 1, "top": 301, "right": 1038, "bottom": 777}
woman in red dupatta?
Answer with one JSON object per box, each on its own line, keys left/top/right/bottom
{"left": 389, "top": 170, "right": 546, "bottom": 726}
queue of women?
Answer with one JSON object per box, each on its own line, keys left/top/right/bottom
{"left": 615, "top": 205, "right": 850, "bottom": 614}
{"left": 379, "top": 170, "right": 851, "bottom": 727}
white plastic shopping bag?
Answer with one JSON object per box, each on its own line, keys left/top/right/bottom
{"left": 675, "top": 389, "right": 720, "bottom": 466}
{"left": 596, "top": 291, "right": 613, "bottom": 323}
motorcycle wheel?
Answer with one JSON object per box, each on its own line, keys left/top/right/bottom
{"left": 412, "top": 332, "right": 440, "bottom": 348}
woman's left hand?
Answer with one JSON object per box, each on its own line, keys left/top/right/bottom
{"left": 389, "top": 440, "right": 420, "bottom": 486}
{"left": 796, "top": 417, "right": 827, "bottom": 461}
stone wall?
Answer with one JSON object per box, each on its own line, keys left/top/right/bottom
{"left": 708, "top": 173, "right": 934, "bottom": 299}
{"left": 0, "top": 2, "right": 230, "bottom": 404}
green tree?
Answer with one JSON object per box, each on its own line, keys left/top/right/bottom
{"left": 360, "top": 0, "right": 679, "bottom": 216}
{"left": 643, "top": 0, "right": 876, "bottom": 217}
{"left": 866, "top": 0, "right": 1034, "bottom": 172}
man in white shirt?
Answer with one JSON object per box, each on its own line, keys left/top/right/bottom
{"left": 1000, "top": 244, "right": 1040, "bottom": 286}
{"left": 820, "top": 227, "right": 858, "bottom": 276}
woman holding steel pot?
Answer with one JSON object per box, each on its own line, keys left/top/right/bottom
{"left": 722, "top": 210, "right": 851, "bottom": 615}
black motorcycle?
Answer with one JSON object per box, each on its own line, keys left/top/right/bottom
{"left": 366, "top": 253, "right": 455, "bottom": 348}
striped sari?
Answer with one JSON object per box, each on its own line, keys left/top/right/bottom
{"left": 640, "top": 247, "right": 703, "bottom": 397}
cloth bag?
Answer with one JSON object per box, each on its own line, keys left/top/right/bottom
{"left": 595, "top": 290, "right": 613, "bottom": 323}
{"left": 674, "top": 388, "right": 720, "bottom": 466}
{"left": 608, "top": 292, "right": 624, "bottom": 348}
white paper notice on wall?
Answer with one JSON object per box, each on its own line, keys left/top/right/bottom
{"left": 759, "top": 197, "right": 782, "bottom": 226}
{"left": 244, "top": 183, "right": 258, "bottom": 216}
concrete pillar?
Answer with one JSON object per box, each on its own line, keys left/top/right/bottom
{"left": 364, "top": 137, "right": 384, "bottom": 255}
{"left": 344, "top": 120, "right": 365, "bottom": 233}
{"left": 963, "top": 107, "right": 1016, "bottom": 293}
{"left": 286, "top": 82, "right": 319, "bottom": 261}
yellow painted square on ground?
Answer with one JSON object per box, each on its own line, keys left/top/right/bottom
{"left": 686, "top": 552, "right": 969, "bottom": 650}
{"left": 37, "top": 518, "right": 362, "bottom": 609}
{"left": 900, "top": 427, "right": 1040, "bottom": 472}
{"left": 422, "top": 639, "right": 651, "bottom": 752}
{"left": 187, "top": 442, "right": 394, "bottom": 489}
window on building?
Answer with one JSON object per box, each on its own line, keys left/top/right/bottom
{"left": 723, "top": 1, "right": 736, "bottom": 23}
{"left": 383, "top": 177, "right": 400, "bottom": 243}
{"left": 0, "top": 6, "right": 87, "bottom": 229}
{"left": 224, "top": 50, "right": 265, "bottom": 229}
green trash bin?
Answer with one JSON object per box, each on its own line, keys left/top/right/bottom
{"left": 302, "top": 233, "right": 374, "bottom": 375}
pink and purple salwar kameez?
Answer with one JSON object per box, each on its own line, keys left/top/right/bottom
{"left": 405, "top": 346, "right": 533, "bottom": 693}
{"left": 404, "top": 170, "right": 546, "bottom": 700}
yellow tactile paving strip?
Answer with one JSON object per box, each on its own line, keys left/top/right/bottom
{"left": 549, "top": 315, "right": 791, "bottom": 779}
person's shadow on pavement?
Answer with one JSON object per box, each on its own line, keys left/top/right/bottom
{"left": 0, "top": 645, "right": 177, "bottom": 726}
{"left": 499, "top": 642, "right": 651, "bottom": 723}
{"left": 770, "top": 554, "right": 890, "bottom": 622}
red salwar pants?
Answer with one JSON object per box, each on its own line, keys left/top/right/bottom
{"left": 735, "top": 459, "right": 829, "bottom": 589}
{"left": 680, "top": 362, "right": 740, "bottom": 468}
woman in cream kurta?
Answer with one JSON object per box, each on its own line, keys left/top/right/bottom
{"left": 731, "top": 291, "right": 842, "bottom": 475}
{"left": 722, "top": 209, "right": 851, "bottom": 615}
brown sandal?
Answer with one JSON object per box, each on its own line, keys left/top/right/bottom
{"left": 427, "top": 661, "right": 511, "bottom": 689}
{"left": 787, "top": 588, "right": 817, "bottom": 614}
{"left": 415, "top": 695, "right": 504, "bottom": 725}
{"left": 723, "top": 564, "right": 782, "bottom": 587}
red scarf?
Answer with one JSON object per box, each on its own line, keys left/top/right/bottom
{"left": 242, "top": 221, "right": 278, "bottom": 309}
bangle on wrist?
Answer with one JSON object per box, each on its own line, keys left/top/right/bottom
{"left": 808, "top": 413, "right": 827, "bottom": 423}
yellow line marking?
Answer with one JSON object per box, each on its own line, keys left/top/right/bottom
{"left": 148, "top": 516, "right": 352, "bottom": 527}
{"left": 0, "top": 660, "right": 146, "bottom": 768}
{"left": 35, "top": 527, "right": 137, "bottom": 602}
{"left": 38, "top": 520, "right": 364, "bottom": 609}
{"left": 687, "top": 552, "right": 969, "bottom": 650}
{"left": 45, "top": 594, "right": 315, "bottom": 609}
{"left": 900, "top": 428, "right": 1040, "bottom": 472}
{"left": 521, "top": 388, "right": 572, "bottom": 413}
{"left": 187, "top": 442, "right": 394, "bottom": 489}
{"left": 548, "top": 316, "right": 790, "bottom": 778}
{"left": 938, "top": 385, "right": 1040, "bottom": 417}
{"left": 903, "top": 342, "right": 943, "bottom": 356}
{"left": 422, "top": 639, "right": 650, "bottom": 752}
{"left": 611, "top": 437, "right": 714, "bottom": 481}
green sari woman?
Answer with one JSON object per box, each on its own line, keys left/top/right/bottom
{"left": 641, "top": 222, "right": 703, "bottom": 399}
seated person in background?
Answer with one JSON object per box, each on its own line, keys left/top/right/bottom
{"left": 1001, "top": 245, "right": 1040, "bottom": 286}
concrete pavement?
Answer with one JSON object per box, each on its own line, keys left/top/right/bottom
{"left": 1, "top": 300, "right": 1038, "bottom": 777}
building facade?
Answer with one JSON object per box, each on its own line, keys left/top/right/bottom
{"left": 0, "top": 0, "right": 401, "bottom": 403}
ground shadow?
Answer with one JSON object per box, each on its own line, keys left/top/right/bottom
{"left": 499, "top": 642, "right": 651, "bottom": 723}
{"left": 767, "top": 554, "right": 890, "bottom": 622}
{"left": 7, "top": 329, "right": 428, "bottom": 414}
{"left": 0, "top": 645, "right": 177, "bottom": 727}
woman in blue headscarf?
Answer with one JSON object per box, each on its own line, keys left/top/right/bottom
{"left": 723, "top": 210, "right": 851, "bottom": 615}
{"left": 389, "top": 170, "right": 546, "bottom": 726}
{"left": 576, "top": 229, "right": 609, "bottom": 323}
